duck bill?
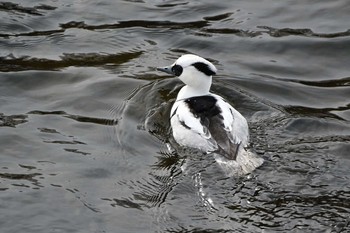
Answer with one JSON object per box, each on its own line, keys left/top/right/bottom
{"left": 156, "top": 66, "right": 174, "bottom": 75}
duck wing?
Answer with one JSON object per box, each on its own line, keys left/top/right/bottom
{"left": 207, "top": 114, "right": 241, "bottom": 160}
{"left": 184, "top": 95, "right": 244, "bottom": 160}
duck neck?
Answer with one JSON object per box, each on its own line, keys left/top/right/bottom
{"left": 176, "top": 78, "right": 212, "bottom": 100}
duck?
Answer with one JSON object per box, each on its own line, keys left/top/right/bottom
{"left": 157, "top": 54, "right": 263, "bottom": 175}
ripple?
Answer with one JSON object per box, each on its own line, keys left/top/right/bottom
{"left": 0, "top": 2, "right": 56, "bottom": 16}
{"left": 43, "top": 140, "right": 85, "bottom": 145}
{"left": 297, "top": 76, "right": 350, "bottom": 87}
{"left": 0, "top": 172, "right": 41, "bottom": 181}
{"left": 284, "top": 105, "right": 350, "bottom": 120}
{"left": 60, "top": 19, "right": 209, "bottom": 30}
{"left": 114, "top": 162, "right": 182, "bottom": 210}
{"left": 155, "top": 2, "right": 189, "bottom": 8}
{"left": 258, "top": 26, "right": 350, "bottom": 38}
{"left": 203, "top": 28, "right": 261, "bottom": 37}
{"left": 0, "top": 170, "right": 43, "bottom": 190}
{"left": 106, "top": 197, "right": 144, "bottom": 210}
{"left": 28, "top": 110, "right": 117, "bottom": 126}
{"left": 0, "top": 19, "right": 209, "bottom": 38}
{"left": 203, "top": 12, "right": 233, "bottom": 21}
{"left": 2, "top": 18, "right": 349, "bottom": 44}
{"left": 201, "top": 26, "right": 350, "bottom": 39}
{"left": 0, "top": 113, "right": 27, "bottom": 127}
{"left": 38, "top": 128, "right": 60, "bottom": 134}
{"left": 64, "top": 148, "right": 90, "bottom": 155}
{"left": 0, "top": 51, "right": 143, "bottom": 72}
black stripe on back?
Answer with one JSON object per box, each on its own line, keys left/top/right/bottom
{"left": 185, "top": 95, "right": 240, "bottom": 160}
{"left": 184, "top": 95, "right": 221, "bottom": 119}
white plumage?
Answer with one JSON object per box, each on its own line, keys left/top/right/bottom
{"left": 157, "top": 54, "right": 263, "bottom": 176}
{"left": 170, "top": 94, "right": 249, "bottom": 154}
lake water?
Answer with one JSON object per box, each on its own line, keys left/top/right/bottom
{"left": 1, "top": 0, "right": 350, "bottom": 232}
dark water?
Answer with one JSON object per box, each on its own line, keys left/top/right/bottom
{"left": 1, "top": 0, "right": 350, "bottom": 232}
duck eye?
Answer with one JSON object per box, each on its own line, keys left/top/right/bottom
{"left": 172, "top": 65, "right": 183, "bottom": 76}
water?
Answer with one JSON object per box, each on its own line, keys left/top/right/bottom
{"left": 1, "top": 0, "right": 350, "bottom": 232}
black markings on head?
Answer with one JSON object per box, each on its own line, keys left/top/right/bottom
{"left": 171, "top": 64, "right": 183, "bottom": 76}
{"left": 192, "top": 62, "right": 216, "bottom": 76}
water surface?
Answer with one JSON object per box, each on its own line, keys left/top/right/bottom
{"left": 1, "top": 0, "right": 350, "bottom": 232}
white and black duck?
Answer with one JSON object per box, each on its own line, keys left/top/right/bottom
{"left": 157, "top": 54, "right": 263, "bottom": 176}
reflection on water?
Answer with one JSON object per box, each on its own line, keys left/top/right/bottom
{"left": 1, "top": 0, "right": 350, "bottom": 232}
